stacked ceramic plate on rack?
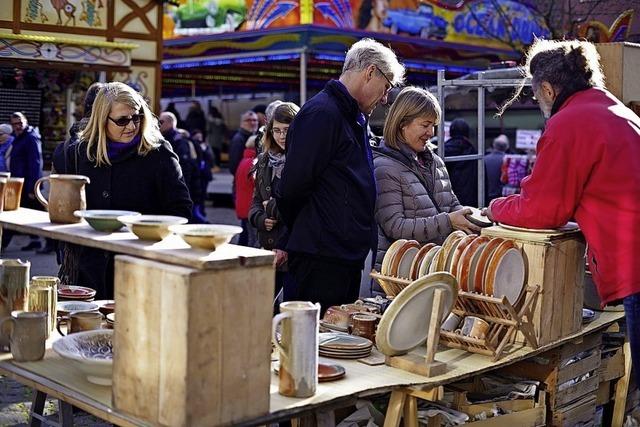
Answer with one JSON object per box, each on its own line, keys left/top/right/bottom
{"left": 378, "top": 231, "right": 527, "bottom": 307}
{"left": 318, "top": 332, "right": 373, "bottom": 359}
{"left": 105, "top": 313, "right": 115, "bottom": 328}
{"left": 58, "top": 286, "right": 96, "bottom": 302}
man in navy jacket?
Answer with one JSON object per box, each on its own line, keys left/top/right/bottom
{"left": 277, "top": 38, "right": 405, "bottom": 312}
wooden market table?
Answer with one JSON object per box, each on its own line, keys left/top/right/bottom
{"left": 0, "top": 209, "right": 627, "bottom": 426}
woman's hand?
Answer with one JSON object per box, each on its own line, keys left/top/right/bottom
{"left": 482, "top": 206, "right": 494, "bottom": 222}
{"left": 274, "top": 249, "right": 288, "bottom": 267}
{"left": 264, "top": 218, "right": 278, "bottom": 231}
{"left": 448, "top": 208, "right": 481, "bottom": 234}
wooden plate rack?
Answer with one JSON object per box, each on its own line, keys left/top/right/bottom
{"left": 370, "top": 270, "right": 540, "bottom": 361}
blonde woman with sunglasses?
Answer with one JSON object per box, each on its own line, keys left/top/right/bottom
{"left": 52, "top": 81, "right": 192, "bottom": 299}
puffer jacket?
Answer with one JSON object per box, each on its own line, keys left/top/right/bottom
{"left": 373, "top": 141, "right": 463, "bottom": 282}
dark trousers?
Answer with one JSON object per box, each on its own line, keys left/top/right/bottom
{"left": 624, "top": 292, "right": 640, "bottom": 387}
{"left": 287, "top": 253, "right": 361, "bottom": 315}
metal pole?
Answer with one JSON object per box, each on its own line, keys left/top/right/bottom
{"left": 437, "top": 70, "right": 445, "bottom": 157}
{"left": 300, "top": 50, "right": 307, "bottom": 105}
{"left": 477, "top": 72, "right": 486, "bottom": 208}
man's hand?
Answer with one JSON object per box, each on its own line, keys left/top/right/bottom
{"left": 448, "top": 208, "right": 481, "bottom": 234}
{"left": 264, "top": 218, "right": 277, "bottom": 231}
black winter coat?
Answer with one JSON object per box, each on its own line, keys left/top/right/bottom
{"left": 52, "top": 138, "right": 192, "bottom": 298}
{"left": 276, "top": 80, "right": 376, "bottom": 265}
{"left": 444, "top": 136, "right": 477, "bottom": 207}
{"left": 249, "top": 152, "right": 286, "bottom": 250}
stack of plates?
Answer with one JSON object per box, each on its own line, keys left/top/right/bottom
{"left": 58, "top": 286, "right": 96, "bottom": 302}
{"left": 319, "top": 332, "right": 373, "bottom": 359}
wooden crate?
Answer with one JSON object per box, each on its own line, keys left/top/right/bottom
{"left": 551, "top": 394, "right": 596, "bottom": 427}
{"left": 598, "top": 347, "right": 624, "bottom": 382}
{"left": 444, "top": 383, "right": 546, "bottom": 427}
{"left": 595, "top": 42, "right": 640, "bottom": 105}
{"left": 112, "top": 255, "right": 274, "bottom": 427}
{"left": 596, "top": 380, "right": 612, "bottom": 406}
{"left": 499, "top": 331, "right": 601, "bottom": 414}
{"left": 481, "top": 226, "right": 585, "bottom": 346}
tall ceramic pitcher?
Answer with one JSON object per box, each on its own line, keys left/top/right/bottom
{"left": 34, "top": 174, "right": 90, "bottom": 223}
{"left": 0, "top": 259, "right": 30, "bottom": 350}
{"left": 272, "top": 301, "right": 320, "bottom": 397}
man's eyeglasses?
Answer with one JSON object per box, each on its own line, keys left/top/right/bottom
{"left": 272, "top": 128, "right": 288, "bottom": 137}
{"left": 374, "top": 65, "right": 393, "bottom": 91}
{"left": 108, "top": 114, "right": 144, "bottom": 127}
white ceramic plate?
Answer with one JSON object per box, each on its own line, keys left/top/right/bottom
{"left": 498, "top": 222, "right": 579, "bottom": 233}
{"left": 376, "top": 272, "right": 458, "bottom": 356}
{"left": 487, "top": 247, "right": 526, "bottom": 305}
{"left": 397, "top": 246, "right": 419, "bottom": 279}
{"left": 419, "top": 246, "right": 440, "bottom": 277}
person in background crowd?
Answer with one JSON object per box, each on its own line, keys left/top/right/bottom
{"left": 235, "top": 137, "right": 258, "bottom": 247}
{"left": 253, "top": 104, "right": 267, "bottom": 128}
{"left": 185, "top": 101, "right": 206, "bottom": 137}
{"left": 165, "top": 101, "right": 185, "bottom": 129}
{"left": 53, "top": 82, "right": 191, "bottom": 299}
{"left": 265, "top": 100, "right": 284, "bottom": 123}
{"left": 191, "top": 129, "right": 214, "bottom": 221}
{"left": 250, "top": 102, "right": 300, "bottom": 306}
{"left": 444, "top": 118, "right": 477, "bottom": 207}
{"left": 485, "top": 39, "right": 640, "bottom": 387}
{"left": 372, "top": 87, "right": 479, "bottom": 294}
{"left": 67, "top": 83, "right": 105, "bottom": 147}
{"left": 176, "top": 128, "right": 207, "bottom": 223}
{"left": 5, "top": 112, "right": 43, "bottom": 251}
{"left": 159, "top": 112, "right": 205, "bottom": 223}
{"left": 229, "top": 110, "right": 258, "bottom": 202}
{"left": 206, "top": 105, "right": 226, "bottom": 172}
{"left": 0, "top": 124, "right": 13, "bottom": 172}
{"left": 484, "top": 134, "right": 509, "bottom": 202}
{"left": 277, "top": 38, "right": 405, "bottom": 313}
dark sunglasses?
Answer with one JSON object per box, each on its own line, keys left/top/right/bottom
{"left": 108, "top": 114, "right": 144, "bottom": 127}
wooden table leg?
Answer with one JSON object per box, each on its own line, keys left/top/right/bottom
{"left": 384, "top": 390, "right": 407, "bottom": 427}
{"left": 403, "top": 395, "right": 418, "bottom": 427}
{"left": 58, "top": 401, "right": 74, "bottom": 427}
{"left": 29, "top": 390, "right": 46, "bottom": 427}
{"left": 612, "top": 340, "right": 632, "bottom": 427}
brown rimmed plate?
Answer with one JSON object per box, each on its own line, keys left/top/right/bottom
{"left": 483, "top": 240, "right": 525, "bottom": 305}
{"left": 472, "top": 238, "right": 505, "bottom": 293}
{"left": 456, "top": 236, "right": 490, "bottom": 292}
{"left": 449, "top": 234, "right": 478, "bottom": 276}
{"left": 409, "top": 243, "right": 436, "bottom": 280}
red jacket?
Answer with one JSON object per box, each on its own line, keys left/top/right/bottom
{"left": 490, "top": 88, "right": 640, "bottom": 305}
{"left": 235, "top": 148, "right": 256, "bottom": 219}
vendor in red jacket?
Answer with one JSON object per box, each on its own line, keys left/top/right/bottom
{"left": 486, "top": 39, "right": 640, "bottom": 386}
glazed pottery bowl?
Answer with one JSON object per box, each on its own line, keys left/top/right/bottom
{"left": 169, "top": 224, "right": 242, "bottom": 250}
{"left": 118, "top": 215, "right": 188, "bottom": 241}
{"left": 57, "top": 301, "right": 99, "bottom": 317}
{"left": 74, "top": 210, "right": 140, "bottom": 232}
{"left": 52, "top": 329, "right": 113, "bottom": 386}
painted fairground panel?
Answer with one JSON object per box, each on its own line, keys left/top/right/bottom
{"left": 315, "top": 0, "right": 550, "bottom": 49}
{"left": 22, "top": 0, "right": 107, "bottom": 29}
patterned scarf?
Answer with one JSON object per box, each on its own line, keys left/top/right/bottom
{"left": 268, "top": 151, "right": 286, "bottom": 179}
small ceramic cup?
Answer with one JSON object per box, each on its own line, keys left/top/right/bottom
{"left": 57, "top": 311, "right": 103, "bottom": 336}
{"left": 459, "top": 316, "right": 490, "bottom": 340}
{"left": 3, "top": 177, "right": 24, "bottom": 211}
{"left": 0, "top": 311, "right": 47, "bottom": 362}
{"left": 441, "top": 313, "right": 461, "bottom": 332}
{"left": 350, "top": 313, "right": 377, "bottom": 342}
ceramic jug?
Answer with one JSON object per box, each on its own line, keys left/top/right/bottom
{"left": 272, "top": 301, "right": 320, "bottom": 397}
{"left": 29, "top": 276, "right": 59, "bottom": 337}
{"left": 0, "top": 259, "right": 30, "bottom": 351}
{"left": 0, "top": 311, "right": 46, "bottom": 362}
{"left": 34, "top": 174, "right": 90, "bottom": 223}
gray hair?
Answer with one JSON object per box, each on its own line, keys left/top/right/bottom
{"left": 240, "top": 110, "right": 256, "bottom": 121}
{"left": 498, "top": 39, "right": 605, "bottom": 116}
{"left": 342, "top": 38, "right": 405, "bottom": 86}
{"left": 493, "top": 134, "right": 509, "bottom": 152}
{"left": 0, "top": 124, "right": 11, "bottom": 135}
{"left": 160, "top": 111, "right": 177, "bottom": 127}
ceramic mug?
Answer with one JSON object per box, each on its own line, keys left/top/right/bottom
{"left": 458, "top": 316, "right": 490, "bottom": 340}
{"left": 272, "top": 301, "right": 320, "bottom": 397}
{"left": 29, "top": 276, "right": 59, "bottom": 337}
{"left": 441, "top": 313, "right": 461, "bottom": 332}
{"left": 3, "top": 177, "right": 24, "bottom": 211}
{"left": 57, "top": 311, "right": 103, "bottom": 336}
{"left": 350, "top": 313, "right": 377, "bottom": 342}
{"left": 0, "top": 311, "right": 47, "bottom": 362}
